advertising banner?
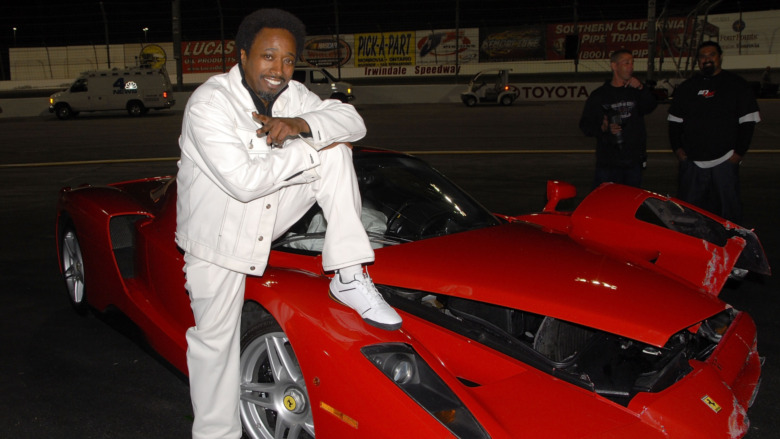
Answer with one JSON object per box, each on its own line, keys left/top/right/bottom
{"left": 181, "top": 40, "right": 236, "bottom": 74}
{"left": 416, "top": 28, "right": 479, "bottom": 64}
{"left": 301, "top": 36, "right": 353, "bottom": 67}
{"left": 479, "top": 26, "right": 546, "bottom": 62}
{"left": 546, "top": 18, "right": 692, "bottom": 60}
{"left": 354, "top": 31, "right": 416, "bottom": 67}
{"left": 707, "top": 10, "right": 780, "bottom": 55}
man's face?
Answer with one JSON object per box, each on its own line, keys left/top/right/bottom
{"left": 697, "top": 45, "right": 722, "bottom": 76}
{"left": 611, "top": 53, "right": 634, "bottom": 84}
{"left": 240, "top": 28, "right": 297, "bottom": 102}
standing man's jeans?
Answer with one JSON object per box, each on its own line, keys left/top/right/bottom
{"left": 677, "top": 159, "right": 742, "bottom": 223}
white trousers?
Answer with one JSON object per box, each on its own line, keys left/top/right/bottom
{"left": 184, "top": 145, "right": 373, "bottom": 438}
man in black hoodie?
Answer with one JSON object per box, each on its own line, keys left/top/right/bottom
{"left": 667, "top": 41, "right": 760, "bottom": 224}
{"left": 579, "top": 49, "right": 657, "bottom": 189}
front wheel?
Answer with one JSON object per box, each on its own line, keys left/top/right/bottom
{"left": 240, "top": 317, "right": 314, "bottom": 439}
{"left": 55, "top": 104, "right": 73, "bottom": 120}
{"left": 462, "top": 95, "right": 477, "bottom": 107}
{"left": 60, "top": 224, "right": 88, "bottom": 313}
{"left": 330, "top": 93, "right": 349, "bottom": 103}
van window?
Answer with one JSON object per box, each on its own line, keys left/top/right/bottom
{"left": 71, "top": 78, "right": 88, "bottom": 93}
{"left": 292, "top": 71, "right": 306, "bottom": 83}
{"left": 310, "top": 71, "right": 328, "bottom": 84}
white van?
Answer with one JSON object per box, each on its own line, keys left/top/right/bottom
{"left": 49, "top": 67, "right": 175, "bottom": 119}
{"left": 292, "top": 67, "right": 355, "bottom": 103}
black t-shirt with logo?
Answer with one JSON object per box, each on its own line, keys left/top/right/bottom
{"left": 668, "top": 70, "right": 759, "bottom": 161}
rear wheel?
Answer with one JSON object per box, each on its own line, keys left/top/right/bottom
{"left": 462, "top": 95, "right": 477, "bottom": 107}
{"left": 500, "top": 95, "right": 515, "bottom": 106}
{"left": 60, "top": 224, "right": 88, "bottom": 313}
{"left": 127, "top": 101, "right": 145, "bottom": 117}
{"left": 240, "top": 317, "right": 314, "bottom": 439}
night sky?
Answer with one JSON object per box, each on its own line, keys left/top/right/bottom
{"left": 2, "top": 0, "right": 775, "bottom": 48}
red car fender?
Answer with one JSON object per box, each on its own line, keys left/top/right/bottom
{"left": 57, "top": 185, "right": 153, "bottom": 312}
{"left": 243, "top": 268, "right": 464, "bottom": 438}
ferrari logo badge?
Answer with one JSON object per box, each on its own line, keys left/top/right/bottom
{"left": 701, "top": 395, "right": 722, "bottom": 413}
{"left": 284, "top": 395, "right": 297, "bottom": 411}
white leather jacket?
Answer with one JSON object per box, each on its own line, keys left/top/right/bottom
{"left": 175, "top": 65, "right": 367, "bottom": 275}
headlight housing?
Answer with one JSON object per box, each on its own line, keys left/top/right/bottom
{"left": 362, "top": 343, "right": 490, "bottom": 438}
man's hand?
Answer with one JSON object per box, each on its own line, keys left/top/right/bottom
{"left": 675, "top": 148, "right": 687, "bottom": 161}
{"left": 625, "top": 77, "right": 643, "bottom": 89}
{"left": 602, "top": 115, "right": 621, "bottom": 134}
{"left": 729, "top": 153, "right": 743, "bottom": 164}
{"left": 252, "top": 112, "right": 311, "bottom": 147}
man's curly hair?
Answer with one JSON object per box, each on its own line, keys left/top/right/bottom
{"left": 235, "top": 9, "right": 306, "bottom": 64}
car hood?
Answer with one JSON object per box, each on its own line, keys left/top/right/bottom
{"left": 371, "top": 222, "right": 727, "bottom": 348}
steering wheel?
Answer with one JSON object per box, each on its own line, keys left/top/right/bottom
{"left": 387, "top": 201, "right": 459, "bottom": 240}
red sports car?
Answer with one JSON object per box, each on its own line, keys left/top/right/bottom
{"left": 56, "top": 147, "right": 768, "bottom": 438}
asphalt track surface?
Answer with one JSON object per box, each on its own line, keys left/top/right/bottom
{"left": 1, "top": 100, "right": 779, "bottom": 438}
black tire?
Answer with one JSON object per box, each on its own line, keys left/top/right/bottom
{"left": 239, "top": 316, "right": 314, "bottom": 439}
{"left": 463, "top": 95, "right": 477, "bottom": 107}
{"left": 59, "top": 222, "right": 88, "bottom": 314}
{"left": 127, "top": 101, "right": 145, "bottom": 117}
{"left": 55, "top": 104, "right": 73, "bottom": 120}
{"left": 500, "top": 95, "right": 515, "bottom": 106}
{"left": 330, "top": 93, "right": 349, "bottom": 103}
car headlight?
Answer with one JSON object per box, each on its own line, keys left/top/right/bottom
{"left": 362, "top": 343, "right": 489, "bottom": 438}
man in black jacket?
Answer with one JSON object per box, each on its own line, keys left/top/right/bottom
{"left": 667, "top": 41, "right": 760, "bottom": 224}
{"left": 580, "top": 49, "right": 657, "bottom": 188}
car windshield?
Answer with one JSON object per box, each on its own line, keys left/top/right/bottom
{"left": 273, "top": 151, "right": 500, "bottom": 252}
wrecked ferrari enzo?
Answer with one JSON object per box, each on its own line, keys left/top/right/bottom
{"left": 56, "top": 147, "right": 767, "bottom": 438}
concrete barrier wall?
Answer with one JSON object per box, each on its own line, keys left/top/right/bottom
{"left": 1, "top": 82, "right": 612, "bottom": 118}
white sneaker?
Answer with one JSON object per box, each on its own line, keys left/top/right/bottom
{"left": 329, "top": 272, "right": 402, "bottom": 330}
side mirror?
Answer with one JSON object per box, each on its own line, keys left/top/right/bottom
{"left": 543, "top": 180, "right": 576, "bottom": 212}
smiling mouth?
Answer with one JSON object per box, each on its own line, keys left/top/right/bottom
{"left": 263, "top": 76, "right": 284, "bottom": 88}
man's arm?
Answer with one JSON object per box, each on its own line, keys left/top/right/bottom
{"left": 668, "top": 120, "right": 687, "bottom": 161}
{"left": 733, "top": 79, "right": 762, "bottom": 160}
{"left": 579, "top": 92, "right": 607, "bottom": 138}
{"left": 180, "top": 94, "right": 321, "bottom": 203}
{"left": 667, "top": 88, "right": 687, "bottom": 160}
{"left": 271, "top": 83, "right": 367, "bottom": 150}
{"left": 296, "top": 98, "right": 367, "bottom": 149}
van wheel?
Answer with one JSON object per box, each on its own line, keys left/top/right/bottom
{"left": 127, "top": 101, "right": 145, "bottom": 117}
{"left": 330, "top": 93, "right": 349, "bottom": 103}
{"left": 55, "top": 104, "right": 73, "bottom": 120}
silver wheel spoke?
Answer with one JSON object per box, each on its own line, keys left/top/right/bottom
{"left": 273, "top": 423, "right": 287, "bottom": 439}
{"left": 276, "top": 421, "right": 300, "bottom": 439}
{"left": 240, "top": 381, "right": 278, "bottom": 410}
{"left": 303, "top": 417, "right": 315, "bottom": 436}
{"left": 267, "top": 335, "right": 301, "bottom": 383}
{"left": 63, "top": 264, "right": 79, "bottom": 280}
{"left": 239, "top": 389, "right": 274, "bottom": 410}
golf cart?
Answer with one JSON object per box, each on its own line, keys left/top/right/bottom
{"left": 461, "top": 69, "right": 519, "bottom": 106}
